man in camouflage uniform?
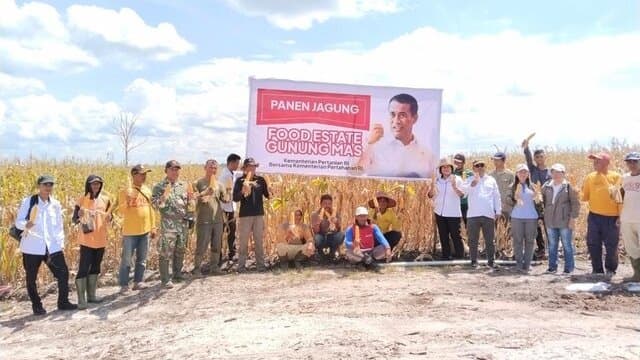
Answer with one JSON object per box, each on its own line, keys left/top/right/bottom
{"left": 152, "top": 160, "right": 192, "bottom": 288}
{"left": 192, "top": 159, "right": 227, "bottom": 276}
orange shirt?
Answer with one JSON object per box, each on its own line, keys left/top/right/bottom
{"left": 581, "top": 171, "right": 622, "bottom": 216}
{"left": 76, "top": 194, "right": 111, "bottom": 248}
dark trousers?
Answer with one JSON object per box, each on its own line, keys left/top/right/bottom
{"left": 460, "top": 203, "right": 469, "bottom": 226}
{"left": 587, "top": 212, "right": 620, "bottom": 273}
{"left": 314, "top": 232, "right": 345, "bottom": 255}
{"left": 76, "top": 245, "right": 105, "bottom": 279}
{"left": 380, "top": 230, "right": 402, "bottom": 249}
{"left": 467, "top": 216, "right": 496, "bottom": 263}
{"left": 535, "top": 222, "right": 545, "bottom": 252}
{"left": 224, "top": 211, "right": 237, "bottom": 258}
{"left": 23, "top": 251, "right": 70, "bottom": 307}
{"left": 435, "top": 214, "right": 464, "bottom": 259}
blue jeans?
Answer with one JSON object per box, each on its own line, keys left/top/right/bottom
{"left": 118, "top": 233, "right": 149, "bottom": 286}
{"left": 547, "top": 227, "right": 574, "bottom": 273}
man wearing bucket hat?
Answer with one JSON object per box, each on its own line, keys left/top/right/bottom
{"left": 233, "top": 157, "right": 270, "bottom": 272}
{"left": 541, "top": 163, "right": 579, "bottom": 274}
{"left": 463, "top": 159, "right": 502, "bottom": 268}
{"left": 345, "top": 206, "right": 392, "bottom": 269}
{"left": 368, "top": 191, "right": 402, "bottom": 249}
{"left": 621, "top": 151, "right": 640, "bottom": 282}
{"left": 15, "top": 175, "right": 77, "bottom": 315}
{"left": 428, "top": 157, "right": 465, "bottom": 259}
{"left": 582, "top": 152, "right": 622, "bottom": 277}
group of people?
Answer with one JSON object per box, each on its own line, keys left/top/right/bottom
{"left": 11, "top": 142, "right": 640, "bottom": 316}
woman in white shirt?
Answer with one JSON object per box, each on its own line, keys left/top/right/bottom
{"left": 428, "top": 158, "right": 465, "bottom": 259}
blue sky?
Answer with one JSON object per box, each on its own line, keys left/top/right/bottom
{"left": 1, "top": 0, "right": 639, "bottom": 165}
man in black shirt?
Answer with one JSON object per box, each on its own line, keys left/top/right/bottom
{"left": 233, "top": 158, "right": 270, "bottom": 272}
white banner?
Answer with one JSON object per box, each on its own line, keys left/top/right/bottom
{"left": 247, "top": 78, "right": 442, "bottom": 179}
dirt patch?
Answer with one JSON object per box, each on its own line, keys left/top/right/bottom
{"left": 1, "top": 260, "right": 639, "bottom": 359}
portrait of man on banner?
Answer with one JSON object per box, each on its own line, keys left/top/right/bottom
{"left": 356, "top": 93, "right": 436, "bottom": 178}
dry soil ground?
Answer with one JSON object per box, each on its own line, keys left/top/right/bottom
{"left": 1, "top": 260, "right": 639, "bottom": 360}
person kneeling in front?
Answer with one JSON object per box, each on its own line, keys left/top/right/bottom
{"left": 345, "top": 206, "right": 392, "bottom": 269}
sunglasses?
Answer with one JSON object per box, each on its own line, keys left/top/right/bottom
{"left": 473, "top": 164, "right": 485, "bottom": 168}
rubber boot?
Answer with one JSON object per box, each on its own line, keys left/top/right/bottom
{"left": 87, "top": 274, "right": 103, "bottom": 303}
{"left": 173, "top": 250, "right": 186, "bottom": 282}
{"left": 623, "top": 258, "right": 640, "bottom": 283}
{"left": 159, "top": 259, "right": 173, "bottom": 288}
{"left": 75, "top": 278, "right": 88, "bottom": 310}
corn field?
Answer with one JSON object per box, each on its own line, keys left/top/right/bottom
{"left": 0, "top": 141, "right": 635, "bottom": 285}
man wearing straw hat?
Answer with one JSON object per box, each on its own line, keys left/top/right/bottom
{"left": 345, "top": 206, "right": 392, "bottom": 269}
{"left": 233, "top": 157, "right": 270, "bottom": 273}
{"left": 368, "top": 191, "right": 402, "bottom": 249}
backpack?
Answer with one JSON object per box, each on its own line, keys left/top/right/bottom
{"left": 8, "top": 195, "right": 39, "bottom": 242}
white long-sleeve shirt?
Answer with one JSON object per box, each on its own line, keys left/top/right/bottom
{"left": 15, "top": 195, "right": 65, "bottom": 255}
{"left": 463, "top": 175, "right": 502, "bottom": 219}
{"left": 219, "top": 167, "right": 239, "bottom": 213}
{"left": 364, "top": 137, "right": 435, "bottom": 178}
{"left": 433, "top": 175, "right": 464, "bottom": 217}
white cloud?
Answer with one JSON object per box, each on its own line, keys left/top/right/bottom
{"left": 67, "top": 5, "right": 194, "bottom": 62}
{"left": 0, "top": 0, "right": 192, "bottom": 72}
{"left": 0, "top": 0, "right": 99, "bottom": 71}
{"left": 223, "top": 0, "right": 400, "bottom": 30}
{"left": 0, "top": 73, "right": 46, "bottom": 96}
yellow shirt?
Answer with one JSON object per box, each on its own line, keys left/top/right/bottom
{"left": 76, "top": 194, "right": 111, "bottom": 248}
{"left": 581, "top": 171, "right": 622, "bottom": 216}
{"left": 113, "top": 185, "right": 156, "bottom": 236}
{"left": 370, "top": 208, "right": 400, "bottom": 232}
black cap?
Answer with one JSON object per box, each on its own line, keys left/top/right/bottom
{"left": 131, "top": 164, "right": 152, "bottom": 175}
{"left": 165, "top": 160, "right": 181, "bottom": 169}
{"left": 243, "top": 157, "right": 259, "bottom": 167}
{"left": 492, "top": 152, "right": 506, "bottom": 160}
{"left": 37, "top": 174, "right": 55, "bottom": 185}
{"left": 453, "top": 153, "right": 466, "bottom": 163}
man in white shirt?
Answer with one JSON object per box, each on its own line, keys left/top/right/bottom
{"left": 463, "top": 160, "right": 503, "bottom": 268}
{"left": 621, "top": 151, "right": 640, "bottom": 282}
{"left": 357, "top": 93, "right": 435, "bottom": 178}
{"left": 15, "top": 175, "right": 77, "bottom": 315}
{"left": 220, "top": 153, "right": 241, "bottom": 261}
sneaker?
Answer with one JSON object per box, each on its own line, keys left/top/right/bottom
{"left": 32, "top": 304, "right": 47, "bottom": 316}
{"left": 487, "top": 261, "right": 495, "bottom": 268}
{"left": 132, "top": 282, "right": 147, "bottom": 291}
{"left": 546, "top": 268, "right": 557, "bottom": 274}
{"left": 470, "top": 261, "right": 478, "bottom": 268}
{"left": 119, "top": 286, "right": 130, "bottom": 294}
{"left": 58, "top": 302, "right": 78, "bottom": 311}
{"left": 162, "top": 281, "right": 174, "bottom": 289}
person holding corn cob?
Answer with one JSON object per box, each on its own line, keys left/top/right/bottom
{"left": 277, "top": 209, "right": 314, "bottom": 270}
{"left": 489, "top": 151, "right": 515, "bottom": 220}
{"left": 522, "top": 133, "right": 551, "bottom": 260}
{"left": 15, "top": 175, "right": 77, "bottom": 315}
{"left": 368, "top": 191, "right": 402, "bottom": 250}
{"left": 508, "top": 164, "right": 542, "bottom": 273}
{"left": 71, "top": 175, "right": 111, "bottom": 309}
{"left": 621, "top": 151, "right": 640, "bottom": 282}
{"left": 152, "top": 160, "right": 193, "bottom": 287}
{"left": 113, "top": 164, "right": 156, "bottom": 293}
{"left": 220, "top": 153, "right": 242, "bottom": 262}
{"left": 345, "top": 206, "right": 392, "bottom": 269}
{"left": 192, "top": 159, "right": 227, "bottom": 276}
{"left": 582, "top": 152, "right": 622, "bottom": 277}
{"left": 453, "top": 153, "right": 474, "bottom": 225}
{"left": 232, "top": 157, "right": 270, "bottom": 273}
{"left": 311, "top": 194, "right": 344, "bottom": 262}
{"left": 428, "top": 158, "right": 465, "bottom": 260}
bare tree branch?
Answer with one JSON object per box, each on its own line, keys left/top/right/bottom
{"left": 111, "top": 112, "right": 146, "bottom": 166}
